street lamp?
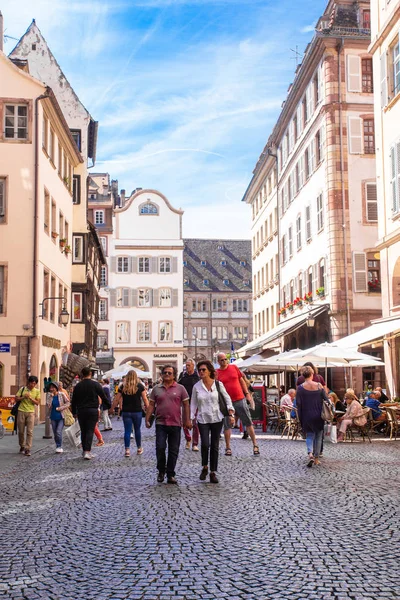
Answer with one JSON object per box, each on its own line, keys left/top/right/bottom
{"left": 39, "top": 297, "right": 69, "bottom": 325}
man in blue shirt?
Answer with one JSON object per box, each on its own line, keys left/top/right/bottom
{"left": 366, "top": 391, "right": 386, "bottom": 424}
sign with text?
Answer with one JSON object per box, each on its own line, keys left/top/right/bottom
{"left": 0, "top": 344, "right": 11, "bottom": 353}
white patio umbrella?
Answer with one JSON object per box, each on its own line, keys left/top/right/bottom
{"left": 232, "top": 354, "right": 265, "bottom": 369}
{"left": 103, "top": 364, "right": 135, "bottom": 379}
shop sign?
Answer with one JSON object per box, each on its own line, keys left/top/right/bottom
{"left": 0, "top": 343, "right": 11, "bottom": 353}
{"left": 42, "top": 336, "right": 61, "bottom": 349}
{"left": 154, "top": 353, "right": 178, "bottom": 358}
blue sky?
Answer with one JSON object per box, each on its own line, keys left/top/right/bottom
{"left": 3, "top": 0, "right": 326, "bottom": 238}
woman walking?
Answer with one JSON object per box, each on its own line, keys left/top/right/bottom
{"left": 296, "top": 365, "right": 329, "bottom": 467}
{"left": 114, "top": 370, "right": 149, "bottom": 457}
{"left": 46, "top": 382, "right": 70, "bottom": 453}
{"left": 191, "top": 360, "right": 235, "bottom": 483}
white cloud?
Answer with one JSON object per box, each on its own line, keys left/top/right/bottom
{"left": 300, "top": 23, "right": 316, "bottom": 33}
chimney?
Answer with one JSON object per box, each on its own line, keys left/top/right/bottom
{"left": 120, "top": 189, "right": 125, "bottom": 207}
{"left": 0, "top": 12, "right": 4, "bottom": 53}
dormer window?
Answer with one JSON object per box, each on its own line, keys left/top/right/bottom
{"left": 220, "top": 260, "right": 227, "bottom": 266}
{"left": 140, "top": 201, "right": 159, "bottom": 215}
{"left": 183, "top": 260, "right": 187, "bottom": 266}
{"left": 218, "top": 245, "right": 224, "bottom": 250}
{"left": 243, "top": 279, "right": 250, "bottom": 286}
{"left": 203, "top": 279, "right": 209, "bottom": 286}
{"left": 201, "top": 260, "right": 207, "bottom": 266}
{"left": 223, "top": 279, "right": 230, "bottom": 286}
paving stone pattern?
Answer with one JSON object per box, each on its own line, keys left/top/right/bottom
{"left": 0, "top": 421, "right": 400, "bottom": 600}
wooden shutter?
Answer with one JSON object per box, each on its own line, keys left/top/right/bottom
{"left": 289, "top": 121, "right": 294, "bottom": 151}
{"left": 109, "top": 289, "right": 117, "bottom": 307}
{"left": 172, "top": 257, "right": 178, "bottom": 273}
{"left": 312, "top": 264, "right": 318, "bottom": 295}
{"left": 297, "top": 103, "right": 303, "bottom": 135}
{"left": 323, "top": 256, "right": 329, "bottom": 295}
{"left": 299, "top": 155, "right": 305, "bottom": 188}
{"left": 151, "top": 257, "right": 158, "bottom": 273}
{"left": 390, "top": 145, "right": 397, "bottom": 213}
{"left": 122, "top": 288, "right": 131, "bottom": 307}
{"left": 348, "top": 117, "right": 362, "bottom": 154}
{"left": 148, "top": 289, "right": 153, "bottom": 307}
{"left": 172, "top": 289, "right": 179, "bottom": 307}
{"left": 347, "top": 55, "right": 361, "bottom": 92}
{"left": 306, "top": 205, "right": 311, "bottom": 241}
{"left": 366, "top": 183, "right": 378, "bottom": 222}
{"left": 306, "top": 85, "right": 313, "bottom": 121}
{"left": 284, "top": 234, "right": 288, "bottom": 264}
{"left": 153, "top": 289, "right": 159, "bottom": 307}
{"left": 353, "top": 252, "right": 367, "bottom": 292}
{"left": 380, "top": 51, "right": 387, "bottom": 108}
{"left": 288, "top": 226, "right": 293, "bottom": 257}
{"left": 309, "top": 139, "right": 315, "bottom": 173}
{"left": 131, "top": 289, "right": 138, "bottom": 307}
{"left": 110, "top": 257, "right": 117, "bottom": 273}
{"left": 0, "top": 180, "right": 4, "bottom": 217}
{"left": 131, "top": 257, "right": 138, "bottom": 273}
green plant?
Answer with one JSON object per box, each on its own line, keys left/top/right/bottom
{"left": 316, "top": 286, "right": 325, "bottom": 296}
{"left": 64, "top": 244, "right": 71, "bottom": 254}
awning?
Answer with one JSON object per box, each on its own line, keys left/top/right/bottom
{"left": 237, "top": 304, "right": 329, "bottom": 355}
{"left": 335, "top": 316, "right": 400, "bottom": 349}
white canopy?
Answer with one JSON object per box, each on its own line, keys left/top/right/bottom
{"left": 335, "top": 316, "right": 400, "bottom": 349}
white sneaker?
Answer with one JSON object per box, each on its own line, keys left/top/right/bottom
{"left": 83, "top": 452, "right": 92, "bottom": 460}
{"left": 130, "top": 433, "right": 134, "bottom": 438}
{"left": 55, "top": 448, "right": 63, "bottom": 453}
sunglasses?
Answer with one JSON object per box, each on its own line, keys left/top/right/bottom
{"left": 198, "top": 368, "right": 208, "bottom": 372}
{"left": 163, "top": 371, "right": 173, "bottom": 375}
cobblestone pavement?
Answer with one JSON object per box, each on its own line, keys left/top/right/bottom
{"left": 1, "top": 420, "right": 400, "bottom": 600}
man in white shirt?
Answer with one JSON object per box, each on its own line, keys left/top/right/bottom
{"left": 280, "top": 389, "right": 296, "bottom": 413}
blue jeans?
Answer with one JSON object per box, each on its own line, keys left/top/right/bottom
{"left": 51, "top": 419, "right": 64, "bottom": 448}
{"left": 306, "top": 429, "right": 323, "bottom": 457}
{"left": 122, "top": 411, "right": 142, "bottom": 449}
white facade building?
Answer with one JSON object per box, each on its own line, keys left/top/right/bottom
{"left": 108, "top": 189, "right": 184, "bottom": 379}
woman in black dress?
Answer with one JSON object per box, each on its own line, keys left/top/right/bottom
{"left": 296, "top": 365, "right": 329, "bottom": 467}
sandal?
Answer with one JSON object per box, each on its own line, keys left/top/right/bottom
{"left": 124, "top": 449, "right": 130, "bottom": 457}
{"left": 253, "top": 445, "right": 260, "bottom": 456}
{"left": 225, "top": 448, "right": 232, "bottom": 456}
{"left": 137, "top": 447, "right": 143, "bottom": 455}
{"left": 307, "top": 455, "right": 314, "bottom": 468}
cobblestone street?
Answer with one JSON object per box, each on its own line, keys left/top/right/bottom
{"left": 1, "top": 421, "right": 400, "bottom": 600}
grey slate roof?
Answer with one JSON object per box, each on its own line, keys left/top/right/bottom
{"left": 183, "top": 239, "right": 252, "bottom": 293}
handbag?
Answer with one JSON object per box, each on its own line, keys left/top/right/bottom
{"left": 11, "top": 387, "right": 25, "bottom": 416}
{"left": 63, "top": 408, "right": 75, "bottom": 427}
{"left": 321, "top": 400, "right": 333, "bottom": 422}
{"left": 215, "top": 380, "right": 229, "bottom": 417}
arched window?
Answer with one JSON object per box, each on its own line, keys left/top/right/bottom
{"left": 139, "top": 201, "right": 159, "bottom": 215}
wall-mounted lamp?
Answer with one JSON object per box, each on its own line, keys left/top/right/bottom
{"left": 39, "top": 297, "right": 69, "bottom": 325}
{"left": 307, "top": 315, "right": 315, "bottom": 328}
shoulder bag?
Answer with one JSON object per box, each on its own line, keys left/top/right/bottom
{"left": 319, "top": 385, "right": 333, "bottom": 422}
{"left": 11, "top": 387, "right": 24, "bottom": 416}
{"left": 215, "top": 380, "right": 229, "bottom": 417}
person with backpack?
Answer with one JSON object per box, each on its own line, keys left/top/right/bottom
{"left": 15, "top": 376, "right": 41, "bottom": 457}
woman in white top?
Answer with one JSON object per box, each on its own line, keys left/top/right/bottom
{"left": 191, "top": 360, "right": 234, "bottom": 483}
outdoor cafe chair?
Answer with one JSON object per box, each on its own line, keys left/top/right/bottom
{"left": 281, "top": 407, "right": 294, "bottom": 439}
{"left": 385, "top": 407, "right": 400, "bottom": 440}
{"left": 347, "top": 407, "right": 371, "bottom": 443}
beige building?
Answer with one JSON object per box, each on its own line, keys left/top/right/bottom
{"left": 239, "top": 0, "right": 383, "bottom": 392}
{"left": 0, "top": 49, "right": 82, "bottom": 416}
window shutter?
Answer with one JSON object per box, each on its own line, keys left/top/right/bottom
{"left": 0, "top": 180, "right": 4, "bottom": 217}
{"left": 312, "top": 264, "right": 318, "bottom": 295}
{"left": 299, "top": 155, "right": 305, "bottom": 188}
{"left": 110, "top": 289, "right": 117, "bottom": 307}
{"left": 151, "top": 257, "right": 158, "bottom": 273}
{"left": 318, "top": 61, "right": 324, "bottom": 103}
{"left": 353, "top": 252, "right": 367, "bottom": 292}
{"left": 110, "top": 257, "right": 117, "bottom": 273}
{"left": 288, "top": 226, "right": 293, "bottom": 257}
{"left": 149, "top": 289, "right": 153, "bottom": 307}
{"left": 348, "top": 117, "right": 362, "bottom": 154}
{"left": 172, "top": 257, "right": 178, "bottom": 273}
{"left": 131, "top": 289, "right": 138, "bottom": 307}
{"left": 397, "top": 141, "right": 400, "bottom": 214}
{"left": 297, "top": 103, "right": 303, "bottom": 134}
{"left": 347, "top": 55, "right": 361, "bottom": 92}
{"left": 289, "top": 121, "right": 294, "bottom": 151}
{"left": 306, "top": 206, "right": 311, "bottom": 241}
{"left": 366, "top": 183, "right": 378, "bottom": 222}
{"left": 172, "top": 289, "right": 179, "bottom": 307}
{"left": 309, "top": 139, "right": 315, "bottom": 173}
{"left": 122, "top": 288, "right": 131, "bottom": 307}
{"left": 153, "top": 289, "right": 159, "bottom": 307}
{"left": 390, "top": 146, "right": 397, "bottom": 213}
{"left": 380, "top": 51, "right": 387, "bottom": 108}
{"left": 323, "top": 256, "right": 329, "bottom": 295}
{"left": 127, "top": 257, "right": 132, "bottom": 273}
{"left": 284, "top": 234, "right": 288, "bottom": 264}
{"left": 131, "top": 257, "right": 138, "bottom": 273}
{"left": 306, "top": 85, "right": 313, "bottom": 121}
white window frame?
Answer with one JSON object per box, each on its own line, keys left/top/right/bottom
{"left": 159, "top": 321, "right": 172, "bottom": 342}
{"left": 159, "top": 257, "right": 171, "bottom": 273}
{"left": 99, "top": 236, "right": 107, "bottom": 255}
{"left": 138, "top": 321, "right": 151, "bottom": 342}
{"left": 4, "top": 104, "right": 28, "bottom": 140}
{"left": 296, "top": 215, "right": 302, "bottom": 251}
{"left": 100, "top": 265, "right": 107, "bottom": 287}
{"left": 117, "top": 257, "right": 130, "bottom": 273}
{"left": 305, "top": 205, "right": 312, "bottom": 241}
{"left": 138, "top": 288, "right": 151, "bottom": 308}
{"left": 94, "top": 210, "right": 104, "bottom": 225}
{"left": 159, "top": 287, "right": 172, "bottom": 307}
{"left": 99, "top": 299, "right": 107, "bottom": 321}
{"left": 116, "top": 321, "right": 130, "bottom": 343}
{"left": 0, "top": 178, "right": 6, "bottom": 221}
{"left": 317, "top": 193, "right": 324, "bottom": 232}
{"left": 72, "top": 235, "right": 84, "bottom": 263}
{"left": 138, "top": 257, "right": 150, "bottom": 273}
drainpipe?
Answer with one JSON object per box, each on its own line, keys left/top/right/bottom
{"left": 337, "top": 39, "right": 351, "bottom": 337}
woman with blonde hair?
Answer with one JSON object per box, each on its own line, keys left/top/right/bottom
{"left": 337, "top": 392, "right": 366, "bottom": 442}
{"left": 114, "top": 370, "right": 149, "bottom": 457}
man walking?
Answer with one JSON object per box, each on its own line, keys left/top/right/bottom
{"left": 71, "top": 367, "right": 107, "bottom": 460}
{"left": 146, "top": 365, "right": 191, "bottom": 484}
{"left": 16, "top": 375, "right": 41, "bottom": 456}
{"left": 178, "top": 358, "right": 200, "bottom": 451}
{"left": 216, "top": 353, "right": 260, "bottom": 456}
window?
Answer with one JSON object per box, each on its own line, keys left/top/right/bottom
{"left": 390, "top": 141, "right": 400, "bottom": 214}
{"left": 159, "top": 321, "right": 172, "bottom": 342}
{"left": 95, "top": 210, "right": 104, "bottom": 225}
{"left": 212, "top": 299, "right": 227, "bottom": 311}
{"left": 362, "top": 9, "right": 370, "bottom": 29}
{"left": 73, "top": 175, "right": 81, "bottom": 205}
{"left": 97, "top": 331, "right": 108, "bottom": 351}
{"left": 192, "top": 326, "right": 207, "bottom": 340}
{"left": 0, "top": 266, "right": 5, "bottom": 314}
{"left": 363, "top": 119, "right": 375, "bottom": 154}
{"left": 159, "top": 257, "right": 171, "bottom": 273}
{"left": 317, "top": 194, "right": 324, "bottom": 231}
{"left": 316, "top": 130, "right": 322, "bottom": 164}
{"left": 308, "top": 267, "right": 313, "bottom": 294}
{"left": 70, "top": 129, "right": 81, "bottom": 151}
{"left": 99, "top": 299, "right": 107, "bottom": 320}
{"left": 99, "top": 237, "right": 107, "bottom": 255}
{"left": 183, "top": 260, "right": 187, "bottom": 266}
{"left": 140, "top": 202, "right": 158, "bottom": 215}
{"left": 5, "top": 104, "right": 28, "bottom": 140}
{"left": 72, "top": 292, "right": 83, "bottom": 322}
{"left": 43, "top": 117, "right": 48, "bottom": 149}
{"left": 288, "top": 226, "right": 293, "bottom": 258}
{"left": 281, "top": 234, "right": 287, "bottom": 265}
{"left": 72, "top": 235, "right": 84, "bottom": 263}
{"left": 212, "top": 326, "right": 228, "bottom": 340}
{"left": 203, "top": 279, "right": 209, "bottom": 286}
{"left": 138, "top": 321, "right": 151, "bottom": 342}
{"left": 240, "top": 260, "right": 246, "bottom": 267}
{"left": 223, "top": 279, "right": 230, "bottom": 286}
{"left": 117, "top": 288, "right": 131, "bottom": 308}
{"left": 159, "top": 288, "right": 172, "bottom": 307}
{"left": 296, "top": 216, "right": 302, "bottom": 250}
{"left": 138, "top": 288, "right": 152, "bottom": 307}
{"left": 44, "top": 189, "right": 50, "bottom": 233}
{"left": 49, "top": 128, "right": 55, "bottom": 163}
{"left": 220, "top": 260, "right": 227, "bottom": 266}
{"left": 233, "top": 299, "right": 248, "bottom": 312}
{"left": 116, "top": 322, "right": 130, "bottom": 343}
{"left": 368, "top": 258, "right": 380, "bottom": 291}
{"left": 298, "top": 272, "right": 303, "bottom": 299}
{"left": 0, "top": 178, "right": 6, "bottom": 222}
{"left": 305, "top": 206, "right": 312, "bottom": 241}
{"left": 138, "top": 257, "right": 150, "bottom": 273}
{"left": 365, "top": 183, "right": 378, "bottom": 222}
{"left": 362, "top": 58, "right": 373, "bottom": 93}
{"left": 234, "top": 326, "right": 248, "bottom": 340}
{"left": 100, "top": 266, "right": 107, "bottom": 287}
{"left": 393, "top": 41, "right": 400, "bottom": 96}
{"left": 117, "top": 257, "right": 130, "bottom": 273}
{"left": 184, "top": 278, "right": 189, "bottom": 286}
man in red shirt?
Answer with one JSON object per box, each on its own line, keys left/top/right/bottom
{"left": 216, "top": 353, "right": 260, "bottom": 456}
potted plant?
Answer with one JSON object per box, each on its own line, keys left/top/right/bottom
{"left": 368, "top": 279, "right": 381, "bottom": 292}
{"left": 293, "top": 296, "right": 303, "bottom": 309}
{"left": 51, "top": 231, "right": 59, "bottom": 239}
{"left": 64, "top": 244, "right": 71, "bottom": 255}
{"left": 59, "top": 238, "right": 67, "bottom": 248}
{"left": 63, "top": 176, "right": 70, "bottom": 187}
{"left": 304, "top": 292, "right": 312, "bottom": 303}
{"left": 278, "top": 306, "right": 287, "bottom": 317}
{"left": 316, "top": 286, "right": 325, "bottom": 298}
{"left": 287, "top": 302, "right": 294, "bottom": 312}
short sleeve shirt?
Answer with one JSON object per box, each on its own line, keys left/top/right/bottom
{"left": 216, "top": 365, "right": 244, "bottom": 402}
{"left": 150, "top": 382, "right": 189, "bottom": 426}
{"left": 18, "top": 387, "right": 40, "bottom": 413}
